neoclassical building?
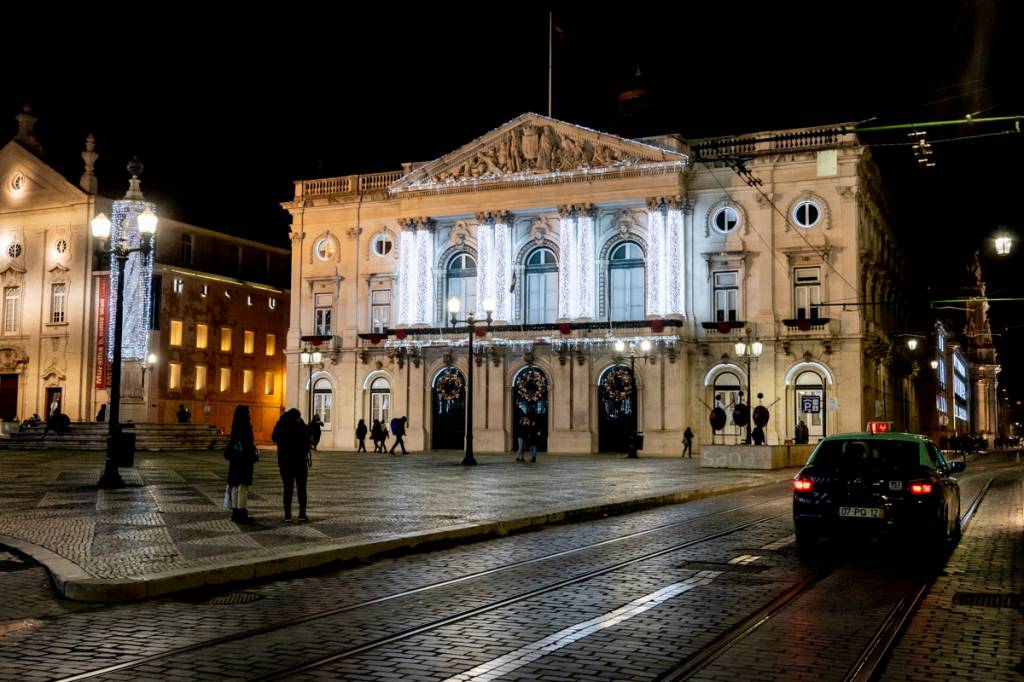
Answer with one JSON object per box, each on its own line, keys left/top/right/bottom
{"left": 283, "top": 113, "right": 919, "bottom": 454}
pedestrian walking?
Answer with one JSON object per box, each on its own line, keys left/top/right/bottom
{"left": 272, "top": 408, "right": 310, "bottom": 523}
{"left": 682, "top": 426, "right": 694, "bottom": 457}
{"left": 96, "top": 403, "right": 107, "bottom": 423}
{"left": 528, "top": 421, "right": 541, "bottom": 463}
{"left": 177, "top": 403, "right": 191, "bottom": 424}
{"left": 355, "top": 418, "right": 368, "bottom": 452}
{"left": 389, "top": 416, "right": 408, "bottom": 455}
{"left": 308, "top": 414, "right": 323, "bottom": 451}
{"left": 515, "top": 415, "right": 532, "bottom": 461}
{"left": 371, "top": 418, "right": 385, "bottom": 452}
{"left": 224, "top": 405, "right": 258, "bottom": 523}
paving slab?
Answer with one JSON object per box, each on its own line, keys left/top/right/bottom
{"left": 0, "top": 449, "right": 794, "bottom": 602}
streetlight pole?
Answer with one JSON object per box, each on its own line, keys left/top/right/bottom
{"left": 448, "top": 296, "right": 495, "bottom": 466}
{"left": 734, "top": 332, "right": 763, "bottom": 445}
{"left": 614, "top": 338, "right": 651, "bottom": 458}
{"left": 93, "top": 208, "right": 157, "bottom": 488}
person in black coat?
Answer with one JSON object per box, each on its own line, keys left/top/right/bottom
{"left": 273, "top": 408, "right": 310, "bottom": 523}
{"left": 371, "top": 419, "right": 385, "bottom": 452}
{"left": 225, "top": 405, "right": 258, "bottom": 523}
{"left": 355, "top": 418, "right": 368, "bottom": 452}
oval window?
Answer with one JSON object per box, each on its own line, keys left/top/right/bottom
{"left": 315, "top": 237, "right": 336, "bottom": 261}
{"left": 372, "top": 233, "right": 393, "bottom": 256}
{"left": 792, "top": 200, "right": 821, "bottom": 228}
{"left": 712, "top": 206, "right": 740, "bottom": 233}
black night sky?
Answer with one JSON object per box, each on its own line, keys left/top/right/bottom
{"left": 5, "top": 4, "right": 1024, "bottom": 401}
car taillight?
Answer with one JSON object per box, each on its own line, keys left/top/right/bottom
{"left": 909, "top": 482, "right": 933, "bottom": 495}
{"left": 793, "top": 479, "right": 813, "bottom": 492}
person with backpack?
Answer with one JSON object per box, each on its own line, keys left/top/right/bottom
{"left": 389, "top": 416, "right": 408, "bottom": 455}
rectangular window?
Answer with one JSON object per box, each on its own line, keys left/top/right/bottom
{"left": 50, "top": 283, "right": 66, "bottom": 323}
{"left": 195, "top": 365, "right": 207, "bottom": 392}
{"left": 712, "top": 271, "right": 739, "bottom": 322}
{"left": 169, "top": 319, "right": 183, "bottom": 346}
{"left": 370, "top": 289, "right": 391, "bottom": 331}
{"left": 220, "top": 327, "right": 232, "bottom": 352}
{"left": 196, "top": 323, "right": 208, "bottom": 349}
{"left": 243, "top": 330, "right": 255, "bottom": 354}
{"left": 3, "top": 287, "right": 19, "bottom": 334}
{"left": 242, "top": 369, "right": 253, "bottom": 394}
{"left": 219, "top": 367, "right": 231, "bottom": 392}
{"left": 794, "top": 267, "right": 821, "bottom": 319}
{"left": 168, "top": 362, "right": 181, "bottom": 390}
{"left": 264, "top": 370, "right": 274, "bottom": 395}
{"left": 314, "top": 293, "right": 332, "bottom": 335}
{"left": 266, "top": 333, "right": 276, "bottom": 356}
{"left": 936, "top": 394, "right": 948, "bottom": 414}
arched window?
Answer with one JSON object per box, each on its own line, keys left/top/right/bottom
{"left": 794, "top": 370, "right": 825, "bottom": 440}
{"left": 609, "top": 242, "right": 645, "bottom": 321}
{"left": 370, "top": 377, "right": 391, "bottom": 426}
{"left": 446, "top": 253, "right": 477, "bottom": 326}
{"left": 180, "top": 234, "right": 193, "bottom": 265}
{"left": 313, "top": 378, "right": 332, "bottom": 429}
{"left": 525, "top": 248, "right": 558, "bottom": 324}
{"left": 713, "top": 371, "right": 743, "bottom": 439}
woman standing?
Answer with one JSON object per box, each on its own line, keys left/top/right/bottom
{"left": 355, "top": 418, "right": 368, "bottom": 452}
{"left": 371, "top": 419, "right": 385, "bottom": 452}
{"left": 273, "top": 408, "right": 310, "bottom": 523}
{"left": 225, "top": 405, "right": 258, "bottom": 523}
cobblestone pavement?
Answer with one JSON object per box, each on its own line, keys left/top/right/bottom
{"left": 0, "top": 449, "right": 783, "bottom": 584}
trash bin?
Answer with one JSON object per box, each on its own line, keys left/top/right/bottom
{"left": 114, "top": 431, "right": 136, "bottom": 468}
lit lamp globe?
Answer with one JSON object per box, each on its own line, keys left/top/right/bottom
{"left": 300, "top": 351, "right": 311, "bottom": 365}
{"left": 906, "top": 338, "right": 919, "bottom": 351}
{"left": 137, "top": 208, "right": 158, "bottom": 236}
{"left": 147, "top": 353, "right": 157, "bottom": 365}
{"left": 751, "top": 341, "right": 763, "bottom": 356}
{"left": 91, "top": 213, "right": 112, "bottom": 240}
{"left": 995, "top": 235, "right": 1012, "bottom": 256}
{"left": 734, "top": 341, "right": 746, "bottom": 356}
{"left": 640, "top": 339, "right": 652, "bottom": 352}
{"left": 615, "top": 340, "right": 626, "bottom": 353}
{"left": 930, "top": 359, "right": 939, "bottom": 369}
{"left": 481, "top": 297, "right": 496, "bottom": 315}
{"left": 447, "top": 297, "right": 461, "bottom": 316}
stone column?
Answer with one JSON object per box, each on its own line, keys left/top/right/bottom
{"left": 396, "top": 219, "right": 417, "bottom": 325}
{"left": 576, "top": 205, "right": 595, "bottom": 320}
{"left": 646, "top": 198, "right": 665, "bottom": 316}
{"left": 557, "top": 205, "right": 576, "bottom": 320}
{"left": 414, "top": 219, "right": 435, "bottom": 325}
{"left": 666, "top": 198, "right": 686, "bottom": 318}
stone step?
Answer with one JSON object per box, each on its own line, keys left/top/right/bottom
{"left": 0, "top": 422, "right": 231, "bottom": 451}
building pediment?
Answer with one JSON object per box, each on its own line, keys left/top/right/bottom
{"left": 0, "top": 141, "right": 89, "bottom": 212}
{"left": 390, "top": 113, "right": 688, "bottom": 196}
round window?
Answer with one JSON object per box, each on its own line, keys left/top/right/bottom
{"left": 7, "top": 243, "right": 22, "bottom": 259}
{"left": 10, "top": 173, "right": 24, "bottom": 192}
{"left": 55, "top": 239, "right": 68, "bottom": 254}
{"left": 792, "top": 200, "right": 821, "bottom": 228}
{"left": 712, "top": 206, "right": 740, "bottom": 233}
{"left": 372, "top": 233, "right": 393, "bottom": 257}
{"left": 315, "top": 237, "right": 336, "bottom": 261}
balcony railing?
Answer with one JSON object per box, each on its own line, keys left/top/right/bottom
{"left": 298, "top": 170, "right": 404, "bottom": 200}
{"left": 691, "top": 124, "right": 855, "bottom": 161}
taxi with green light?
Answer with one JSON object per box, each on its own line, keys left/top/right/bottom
{"left": 792, "top": 422, "right": 964, "bottom": 553}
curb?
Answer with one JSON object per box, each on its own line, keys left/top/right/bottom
{"left": 3, "top": 477, "right": 777, "bottom": 603}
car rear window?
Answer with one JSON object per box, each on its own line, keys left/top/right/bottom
{"left": 808, "top": 439, "right": 927, "bottom": 470}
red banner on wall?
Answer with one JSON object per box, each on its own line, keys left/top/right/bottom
{"left": 95, "top": 275, "right": 110, "bottom": 389}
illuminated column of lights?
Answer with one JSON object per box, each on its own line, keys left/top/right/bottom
{"left": 558, "top": 209, "right": 576, "bottom": 319}
{"left": 107, "top": 200, "right": 155, "bottom": 361}
{"left": 667, "top": 205, "right": 685, "bottom": 316}
{"left": 576, "top": 208, "right": 594, "bottom": 319}
{"left": 476, "top": 218, "right": 493, "bottom": 318}
{"left": 493, "top": 218, "right": 511, "bottom": 321}
{"left": 414, "top": 223, "right": 434, "bottom": 325}
{"left": 646, "top": 202, "right": 664, "bottom": 316}
{"left": 397, "top": 225, "right": 416, "bottom": 324}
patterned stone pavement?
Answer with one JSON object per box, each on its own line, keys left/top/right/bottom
{"left": 0, "top": 449, "right": 787, "bottom": 597}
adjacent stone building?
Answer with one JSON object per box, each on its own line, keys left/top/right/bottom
{"left": 282, "top": 113, "right": 923, "bottom": 454}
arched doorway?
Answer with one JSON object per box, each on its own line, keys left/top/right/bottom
{"left": 794, "top": 370, "right": 826, "bottom": 441}
{"left": 312, "top": 377, "right": 332, "bottom": 430}
{"left": 432, "top": 367, "right": 466, "bottom": 450}
{"left": 369, "top": 377, "right": 391, "bottom": 427}
{"left": 713, "top": 371, "right": 743, "bottom": 442}
{"left": 512, "top": 366, "right": 549, "bottom": 452}
{"left": 598, "top": 364, "right": 636, "bottom": 453}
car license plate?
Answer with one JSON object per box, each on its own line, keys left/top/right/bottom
{"left": 839, "top": 506, "right": 884, "bottom": 519}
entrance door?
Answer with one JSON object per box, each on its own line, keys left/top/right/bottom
{"left": 432, "top": 367, "right": 466, "bottom": 450}
{"left": 0, "top": 374, "right": 17, "bottom": 421}
{"left": 512, "top": 367, "right": 549, "bottom": 452}
{"left": 598, "top": 365, "right": 636, "bottom": 453}
{"left": 46, "top": 386, "right": 63, "bottom": 417}
{"left": 794, "top": 371, "right": 825, "bottom": 440}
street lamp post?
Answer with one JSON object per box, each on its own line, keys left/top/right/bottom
{"left": 614, "top": 338, "right": 651, "bottom": 458}
{"left": 734, "top": 332, "right": 763, "bottom": 445}
{"left": 93, "top": 208, "right": 158, "bottom": 488}
{"left": 140, "top": 353, "right": 157, "bottom": 392}
{"left": 448, "top": 295, "right": 495, "bottom": 466}
{"left": 300, "top": 349, "right": 324, "bottom": 421}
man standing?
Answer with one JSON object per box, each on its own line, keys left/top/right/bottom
{"left": 389, "top": 416, "right": 408, "bottom": 455}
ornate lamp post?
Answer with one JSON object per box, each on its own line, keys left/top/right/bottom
{"left": 734, "top": 333, "right": 763, "bottom": 445}
{"left": 92, "top": 207, "right": 158, "bottom": 488}
{"left": 448, "top": 295, "right": 494, "bottom": 466}
{"left": 300, "top": 349, "right": 324, "bottom": 421}
{"left": 614, "top": 338, "right": 651, "bottom": 458}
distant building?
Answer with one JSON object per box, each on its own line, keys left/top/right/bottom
{"left": 282, "top": 113, "right": 921, "bottom": 454}
{"left": 0, "top": 106, "right": 289, "bottom": 435}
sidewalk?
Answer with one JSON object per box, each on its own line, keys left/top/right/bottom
{"left": 0, "top": 449, "right": 793, "bottom": 602}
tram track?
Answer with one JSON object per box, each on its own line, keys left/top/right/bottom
{"left": 56, "top": 495, "right": 788, "bottom": 681}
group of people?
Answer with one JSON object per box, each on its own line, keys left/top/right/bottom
{"left": 515, "top": 415, "right": 542, "bottom": 462}
{"left": 355, "top": 416, "right": 408, "bottom": 454}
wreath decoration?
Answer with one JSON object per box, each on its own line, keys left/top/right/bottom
{"left": 516, "top": 368, "right": 547, "bottom": 402}
{"left": 602, "top": 367, "right": 634, "bottom": 401}
{"left": 435, "top": 371, "right": 464, "bottom": 401}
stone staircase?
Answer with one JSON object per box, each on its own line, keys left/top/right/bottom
{"left": 0, "top": 422, "right": 231, "bottom": 452}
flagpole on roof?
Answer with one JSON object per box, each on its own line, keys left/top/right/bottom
{"left": 548, "top": 12, "right": 553, "bottom": 117}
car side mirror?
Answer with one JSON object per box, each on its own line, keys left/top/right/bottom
{"left": 948, "top": 461, "right": 966, "bottom": 474}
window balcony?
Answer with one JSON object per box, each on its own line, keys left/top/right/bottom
{"left": 700, "top": 320, "right": 746, "bottom": 334}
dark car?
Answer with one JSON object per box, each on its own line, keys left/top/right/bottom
{"left": 792, "top": 430, "right": 964, "bottom": 554}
